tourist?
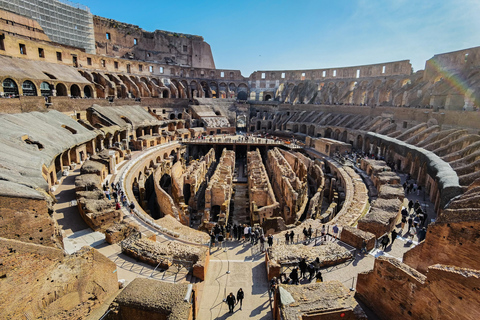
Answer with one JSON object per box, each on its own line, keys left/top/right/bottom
{"left": 236, "top": 288, "right": 244, "bottom": 310}
{"left": 308, "top": 225, "right": 313, "bottom": 240}
{"left": 401, "top": 207, "right": 408, "bottom": 229}
{"left": 299, "top": 258, "right": 308, "bottom": 279}
{"left": 210, "top": 232, "right": 216, "bottom": 250}
{"left": 115, "top": 202, "right": 121, "bottom": 210}
{"left": 303, "top": 227, "right": 308, "bottom": 241}
{"left": 232, "top": 224, "right": 237, "bottom": 240}
{"left": 391, "top": 229, "right": 398, "bottom": 246}
{"left": 237, "top": 225, "right": 242, "bottom": 240}
{"left": 105, "top": 189, "right": 111, "bottom": 200}
{"left": 332, "top": 224, "right": 339, "bottom": 239}
{"left": 418, "top": 227, "right": 427, "bottom": 242}
{"left": 408, "top": 200, "right": 414, "bottom": 212}
{"left": 315, "top": 270, "right": 323, "bottom": 283}
{"left": 289, "top": 230, "right": 295, "bottom": 244}
{"left": 225, "top": 292, "right": 236, "bottom": 313}
{"left": 321, "top": 225, "right": 326, "bottom": 241}
{"left": 290, "top": 267, "right": 299, "bottom": 285}
{"left": 414, "top": 200, "right": 420, "bottom": 212}
{"left": 307, "top": 262, "right": 316, "bottom": 281}
{"left": 129, "top": 201, "right": 135, "bottom": 213}
{"left": 259, "top": 235, "right": 265, "bottom": 252}
{"left": 381, "top": 235, "right": 389, "bottom": 250}
{"left": 267, "top": 234, "right": 273, "bottom": 248}
{"left": 407, "top": 216, "right": 414, "bottom": 233}
{"left": 361, "top": 240, "right": 368, "bottom": 255}
{"left": 284, "top": 231, "right": 289, "bottom": 245}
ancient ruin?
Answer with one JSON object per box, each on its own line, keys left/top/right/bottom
{"left": 1, "top": 0, "right": 480, "bottom": 319}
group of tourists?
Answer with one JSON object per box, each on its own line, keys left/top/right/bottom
{"left": 103, "top": 180, "right": 128, "bottom": 211}
{"left": 210, "top": 223, "right": 274, "bottom": 252}
{"left": 274, "top": 257, "right": 324, "bottom": 286}
{"left": 225, "top": 288, "right": 245, "bottom": 313}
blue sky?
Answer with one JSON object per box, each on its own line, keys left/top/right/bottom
{"left": 79, "top": 0, "right": 480, "bottom": 77}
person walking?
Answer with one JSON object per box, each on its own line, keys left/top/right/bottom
{"left": 289, "top": 230, "right": 295, "bottom": 244}
{"left": 299, "top": 258, "right": 308, "bottom": 279}
{"left": 226, "top": 292, "right": 236, "bottom": 313}
{"left": 267, "top": 234, "right": 273, "bottom": 248}
{"left": 284, "top": 231, "right": 289, "bottom": 245}
{"left": 236, "top": 288, "right": 244, "bottom": 310}
{"left": 259, "top": 235, "right": 265, "bottom": 252}
{"left": 381, "top": 235, "right": 389, "bottom": 250}
{"left": 391, "top": 229, "right": 398, "bottom": 246}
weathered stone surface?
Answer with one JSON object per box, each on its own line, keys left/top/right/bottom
{"left": 340, "top": 226, "right": 376, "bottom": 250}
{"left": 105, "top": 221, "right": 139, "bottom": 244}
{"left": 358, "top": 198, "right": 401, "bottom": 237}
{"left": 357, "top": 257, "right": 480, "bottom": 320}
{"left": 0, "top": 238, "right": 118, "bottom": 320}
{"left": 267, "top": 243, "right": 352, "bottom": 267}
{"left": 106, "top": 278, "right": 192, "bottom": 320}
{"left": 278, "top": 281, "right": 367, "bottom": 320}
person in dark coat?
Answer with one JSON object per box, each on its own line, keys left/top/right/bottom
{"left": 236, "top": 288, "right": 244, "bottom": 310}
{"left": 267, "top": 234, "right": 273, "bottom": 247}
{"left": 299, "top": 258, "right": 308, "bottom": 279}
{"left": 290, "top": 267, "right": 299, "bottom": 285}
{"left": 289, "top": 230, "right": 295, "bottom": 244}
{"left": 226, "top": 292, "right": 236, "bottom": 313}
{"left": 285, "top": 232, "right": 289, "bottom": 245}
{"left": 391, "top": 229, "right": 398, "bottom": 246}
{"left": 381, "top": 235, "right": 389, "bottom": 250}
{"left": 307, "top": 262, "right": 316, "bottom": 281}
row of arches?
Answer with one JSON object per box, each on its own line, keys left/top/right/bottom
{"left": 170, "top": 79, "right": 249, "bottom": 99}
{"left": 1, "top": 78, "right": 93, "bottom": 98}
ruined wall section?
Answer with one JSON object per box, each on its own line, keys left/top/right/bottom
{"left": 0, "top": 238, "right": 118, "bottom": 320}
{"left": 0, "top": 187, "right": 62, "bottom": 248}
{"left": 247, "top": 149, "right": 279, "bottom": 225}
{"left": 154, "top": 160, "right": 184, "bottom": 224}
{"left": 183, "top": 148, "right": 215, "bottom": 208}
{"left": 356, "top": 256, "right": 480, "bottom": 320}
{"left": 266, "top": 147, "right": 305, "bottom": 225}
{"left": 204, "top": 149, "right": 234, "bottom": 225}
{"left": 93, "top": 16, "right": 215, "bottom": 69}
{"left": 403, "top": 218, "right": 480, "bottom": 274}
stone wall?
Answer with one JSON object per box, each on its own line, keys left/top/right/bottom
{"left": 403, "top": 219, "right": 480, "bottom": 274}
{"left": 267, "top": 148, "right": 305, "bottom": 224}
{"left": 0, "top": 194, "right": 62, "bottom": 248}
{"left": 356, "top": 256, "right": 480, "bottom": 320}
{"left": 0, "top": 238, "right": 118, "bottom": 319}
{"left": 204, "top": 149, "right": 234, "bottom": 225}
{"left": 340, "top": 226, "right": 376, "bottom": 250}
{"left": 247, "top": 148, "right": 279, "bottom": 225}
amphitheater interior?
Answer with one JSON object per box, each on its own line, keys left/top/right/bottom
{"left": 1, "top": 1, "right": 480, "bottom": 320}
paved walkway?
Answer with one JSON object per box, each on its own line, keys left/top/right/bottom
{"left": 197, "top": 242, "right": 272, "bottom": 320}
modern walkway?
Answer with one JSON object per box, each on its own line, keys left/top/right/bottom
{"left": 197, "top": 242, "right": 272, "bottom": 320}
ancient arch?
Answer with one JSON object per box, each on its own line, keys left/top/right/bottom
{"left": 40, "top": 82, "right": 53, "bottom": 97}
{"left": 2, "top": 78, "right": 19, "bottom": 96}
{"left": 22, "top": 80, "right": 37, "bottom": 96}
{"left": 70, "top": 84, "right": 81, "bottom": 98}
{"left": 55, "top": 83, "right": 68, "bottom": 96}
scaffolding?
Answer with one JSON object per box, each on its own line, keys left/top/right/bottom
{"left": 0, "top": 0, "right": 95, "bottom": 54}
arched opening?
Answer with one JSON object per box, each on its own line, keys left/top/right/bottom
{"left": 2, "top": 78, "right": 19, "bottom": 97}
{"left": 40, "top": 82, "right": 53, "bottom": 97}
{"left": 238, "top": 91, "right": 248, "bottom": 101}
{"left": 211, "top": 205, "right": 221, "bottom": 222}
{"left": 325, "top": 128, "right": 332, "bottom": 138}
{"left": 22, "top": 80, "right": 37, "bottom": 96}
{"left": 184, "top": 183, "right": 192, "bottom": 205}
{"left": 84, "top": 85, "right": 93, "bottom": 98}
{"left": 162, "top": 90, "right": 169, "bottom": 98}
{"left": 55, "top": 83, "right": 68, "bottom": 96}
{"left": 308, "top": 125, "right": 315, "bottom": 136}
{"left": 170, "top": 113, "right": 176, "bottom": 120}
{"left": 70, "top": 84, "right": 81, "bottom": 98}
{"left": 264, "top": 94, "right": 272, "bottom": 101}
{"left": 159, "top": 174, "right": 172, "bottom": 194}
